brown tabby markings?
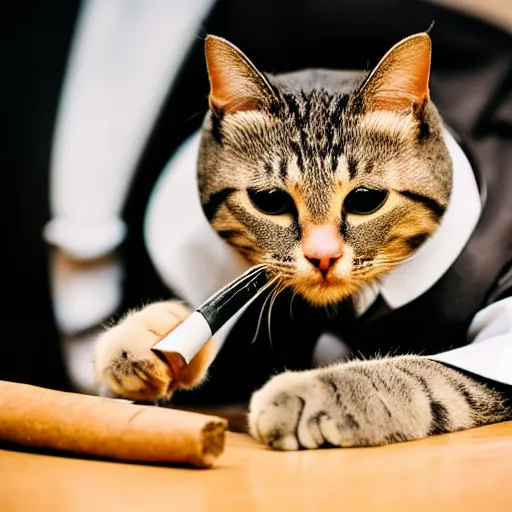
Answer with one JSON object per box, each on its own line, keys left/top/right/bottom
{"left": 199, "top": 34, "right": 451, "bottom": 305}
{"left": 93, "top": 33, "right": 511, "bottom": 450}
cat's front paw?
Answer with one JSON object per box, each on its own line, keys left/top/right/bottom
{"left": 248, "top": 362, "right": 427, "bottom": 451}
{"left": 94, "top": 301, "right": 214, "bottom": 402}
{"left": 248, "top": 369, "right": 354, "bottom": 451}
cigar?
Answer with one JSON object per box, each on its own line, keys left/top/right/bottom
{"left": 0, "top": 380, "right": 227, "bottom": 468}
{"left": 152, "top": 265, "right": 268, "bottom": 371}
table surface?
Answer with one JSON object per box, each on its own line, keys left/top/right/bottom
{"left": 1, "top": 421, "right": 512, "bottom": 512}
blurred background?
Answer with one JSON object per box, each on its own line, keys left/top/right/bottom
{"left": 1, "top": 0, "right": 510, "bottom": 398}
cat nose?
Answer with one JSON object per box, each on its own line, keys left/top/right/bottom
{"left": 302, "top": 224, "right": 344, "bottom": 275}
{"left": 306, "top": 256, "right": 340, "bottom": 274}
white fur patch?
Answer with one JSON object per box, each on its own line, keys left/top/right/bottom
{"left": 333, "top": 243, "right": 354, "bottom": 280}
{"left": 334, "top": 153, "right": 351, "bottom": 182}
{"left": 360, "top": 111, "right": 414, "bottom": 137}
{"left": 285, "top": 157, "right": 303, "bottom": 183}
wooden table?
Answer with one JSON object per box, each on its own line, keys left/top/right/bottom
{"left": 1, "top": 422, "right": 512, "bottom": 511}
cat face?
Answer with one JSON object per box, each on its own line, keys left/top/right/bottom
{"left": 198, "top": 34, "right": 452, "bottom": 306}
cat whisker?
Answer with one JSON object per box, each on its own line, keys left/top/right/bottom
{"left": 267, "top": 280, "right": 286, "bottom": 347}
{"left": 258, "top": 262, "right": 295, "bottom": 282}
{"left": 260, "top": 258, "right": 295, "bottom": 271}
{"left": 352, "top": 258, "right": 406, "bottom": 279}
{"left": 250, "top": 276, "right": 279, "bottom": 344}
{"left": 353, "top": 260, "right": 403, "bottom": 271}
{"left": 289, "top": 290, "right": 298, "bottom": 321}
{"left": 224, "top": 266, "right": 275, "bottom": 307}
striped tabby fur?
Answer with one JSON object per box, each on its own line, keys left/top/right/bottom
{"left": 198, "top": 34, "right": 451, "bottom": 306}
{"left": 94, "top": 33, "right": 511, "bottom": 449}
{"left": 249, "top": 356, "right": 510, "bottom": 449}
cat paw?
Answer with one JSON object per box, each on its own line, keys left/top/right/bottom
{"left": 248, "top": 370, "right": 342, "bottom": 450}
{"left": 94, "top": 301, "right": 211, "bottom": 402}
{"left": 248, "top": 365, "right": 402, "bottom": 450}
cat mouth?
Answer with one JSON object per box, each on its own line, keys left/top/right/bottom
{"left": 287, "top": 274, "right": 356, "bottom": 306}
{"left": 263, "top": 264, "right": 354, "bottom": 306}
{"left": 313, "top": 271, "right": 349, "bottom": 287}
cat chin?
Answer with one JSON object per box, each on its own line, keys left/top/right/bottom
{"left": 291, "top": 279, "right": 358, "bottom": 307}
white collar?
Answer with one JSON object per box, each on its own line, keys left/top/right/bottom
{"left": 356, "top": 127, "right": 482, "bottom": 316}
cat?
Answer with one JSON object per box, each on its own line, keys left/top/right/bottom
{"left": 94, "top": 32, "right": 511, "bottom": 450}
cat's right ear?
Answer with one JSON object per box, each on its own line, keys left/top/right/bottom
{"left": 358, "top": 32, "right": 432, "bottom": 115}
{"left": 205, "top": 35, "right": 278, "bottom": 115}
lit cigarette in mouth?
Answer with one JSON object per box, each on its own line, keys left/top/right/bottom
{"left": 152, "top": 265, "right": 269, "bottom": 368}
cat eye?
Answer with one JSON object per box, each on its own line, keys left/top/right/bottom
{"left": 344, "top": 188, "right": 388, "bottom": 215}
{"left": 248, "top": 189, "right": 294, "bottom": 215}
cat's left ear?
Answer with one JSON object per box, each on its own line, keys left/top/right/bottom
{"left": 359, "top": 33, "right": 431, "bottom": 114}
{"left": 205, "top": 35, "right": 278, "bottom": 115}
